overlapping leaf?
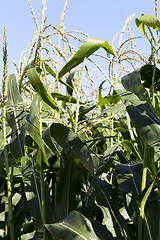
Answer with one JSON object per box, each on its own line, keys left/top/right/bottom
{"left": 49, "top": 123, "right": 94, "bottom": 175}
{"left": 93, "top": 175, "right": 132, "bottom": 240}
{"left": 121, "top": 92, "right": 160, "bottom": 148}
{"left": 121, "top": 68, "right": 151, "bottom": 104}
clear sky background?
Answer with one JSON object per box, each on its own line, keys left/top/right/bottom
{"left": 0, "top": 0, "right": 157, "bottom": 89}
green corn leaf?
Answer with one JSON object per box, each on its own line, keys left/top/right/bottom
{"left": 115, "top": 161, "right": 143, "bottom": 228}
{"left": 22, "top": 155, "right": 53, "bottom": 231}
{"left": 25, "top": 95, "right": 50, "bottom": 172}
{"left": 121, "top": 92, "right": 160, "bottom": 147}
{"left": 27, "top": 67, "right": 59, "bottom": 111}
{"left": 44, "top": 62, "right": 73, "bottom": 91}
{"left": 45, "top": 211, "right": 101, "bottom": 240}
{"left": 44, "top": 62, "right": 56, "bottom": 78}
{"left": 135, "top": 14, "right": 160, "bottom": 40}
{"left": 6, "top": 74, "right": 26, "bottom": 161}
{"left": 99, "top": 94, "right": 121, "bottom": 106}
{"left": 58, "top": 37, "right": 115, "bottom": 79}
{"left": 121, "top": 68, "right": 151, "bottom": 104}
{"left": 141, "top": 64, "right": 160, "bottom": 91}
{"left": 49, "top": 123, "right": 94, "bottom": 175}
{"left": 51, "top": 92, "right": 84, "bottom": 104}
{"left": 121, "top": 139, "right": 141, "bottom": 159}
{"left": 93, "top": 175, "right": 132, "bottom": 240}
{"left": 66, "top": 71, "right": 77, "bottom": 96}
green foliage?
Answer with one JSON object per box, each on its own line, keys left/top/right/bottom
{"left": 2, "top": 1, "right": 160, "bottom": 240}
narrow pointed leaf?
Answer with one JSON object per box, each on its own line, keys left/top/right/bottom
{"left": 27, "top": 67, "right": 59, "bottom": 111}
{"left": 58, "top": 37, "right": 115, "bottom": 79}
{"left": 45, "top": 62, "right": 74, "bottom": 90}
{"left": 50, "top": 123, "right": 94, "bottom": 175}
{"left": 51, "top": 92, "right": 84, "bottom": 104}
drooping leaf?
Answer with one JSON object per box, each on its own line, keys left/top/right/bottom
{"left": 49, "top": 123, "right": 94, "bottom": 175}
{"left": 58, "top": 37, "right": 115, "bottom": 79}
{"left": 121, "top": 68, "right": 151, "bottom": 104}
{"left": 135, "top": 14, "right": 160, "bottom": 40}
{"left": 45, "top": 211, "right": 101, "bottom": 240}
{"left": 27, "top": 67, "right": 59, "bottom": 111}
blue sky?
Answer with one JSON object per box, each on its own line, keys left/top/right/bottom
{"left": 0, "top": 0, "right": 157, "bottom": 88}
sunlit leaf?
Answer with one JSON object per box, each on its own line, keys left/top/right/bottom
{"left": 135, "top": 14, "right": 160, "bottom": 40}
{"left": 27, "top": 67, "right": 59, "bottom": 111}
{"left": 98, "top": 94, "right": 121, "bottom": 106}
{"left": 58, "top": 37, "right": 115, "bottom": 79}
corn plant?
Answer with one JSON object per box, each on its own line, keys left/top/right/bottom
{"left": 2, "top": 0, "right": 160, "bottom": 240}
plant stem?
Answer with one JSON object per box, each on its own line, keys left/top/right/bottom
{"left": 3, "top": 105, "right": 15, "bottom": 240}
{"left": 39, "top": 100, "right": 47, "bottom": 240}
{"left": 40, "top": 162, "right": 47, "bottom": 240}
{"left": 138, "top": 144, "right": 148, "bottom": 240}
